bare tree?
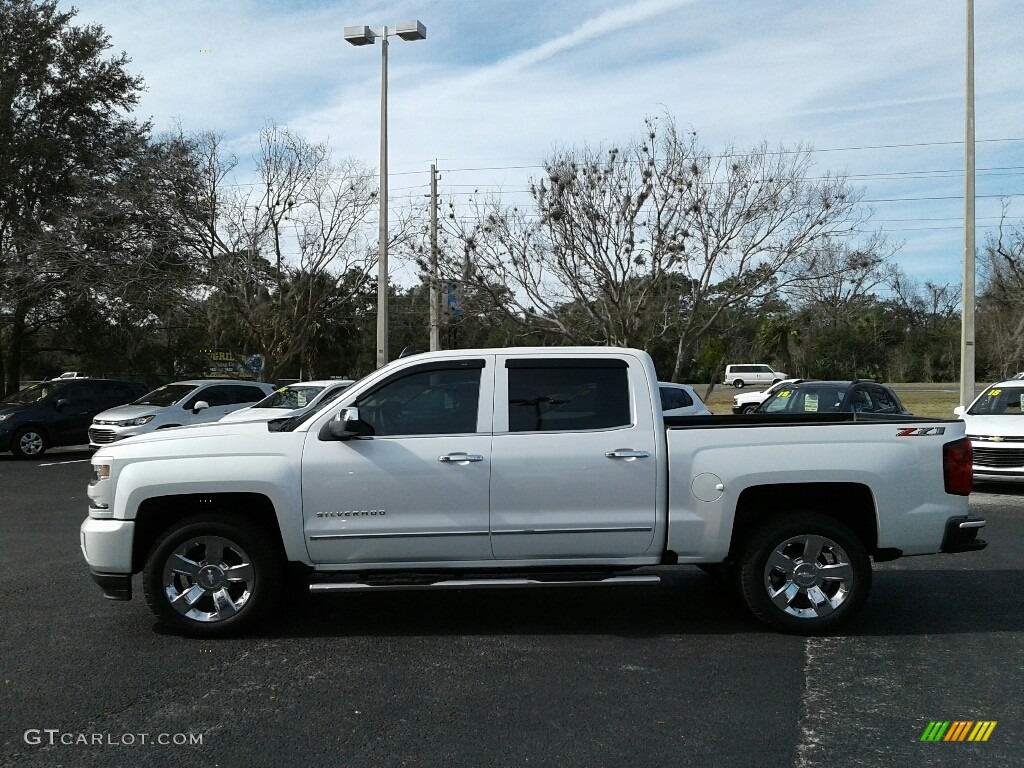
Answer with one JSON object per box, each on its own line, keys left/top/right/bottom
{"left": 783, "top": 234, "right": 900, "bottom": 326}
{"left": 437, "top": 114, "right": 878, "bottom": 380}
{"left": 977, "top": 204, "right": 1024, "bottom": 376}
{"left": 196, "top": 124, "right": 379, "bottom": 381}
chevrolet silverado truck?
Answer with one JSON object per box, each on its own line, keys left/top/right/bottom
{"left": 81, "top": 347, "right": 985, "bottom": 638}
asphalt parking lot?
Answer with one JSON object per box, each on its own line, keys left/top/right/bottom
{"left": 1, "top": 448, "right": 1021, "bottom": 768}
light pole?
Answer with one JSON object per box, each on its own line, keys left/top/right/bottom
{"left": 960, "top": 0, "right": 976, "bottom": 408}
{"left": 344, "top": 20, "right": 427, "bottom": 369}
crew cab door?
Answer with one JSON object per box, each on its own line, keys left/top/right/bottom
{"left": 489, "top": 354, "right": 659, "bottom": 560}
{"left": 301, "top": 358, "right": 494, "bottom": 565}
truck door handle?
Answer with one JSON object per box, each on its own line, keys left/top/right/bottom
{"left": 604, "top": 449, "right": 650, "bottom": 459}
{"left": 439, "top": 453, "right": 485, "bottom": 463}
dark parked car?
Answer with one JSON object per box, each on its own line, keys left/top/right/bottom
{"left": 757, "top": 380, "right": 910, "bottom": 415}
{"left": 0, "top": 378, "right": 148, "bottom": 459}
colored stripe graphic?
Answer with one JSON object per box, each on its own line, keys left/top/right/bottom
{"left": 921, "top": 721, "right": 950, "bottom": 741}
{"left": 969, "top": 722, "right": 998, "bottom": 742}
{"left": 945, "top": 721, "right": 972, "bottom": 741}
{"left": 920, "top": 720, "right": 997, "bottom": 742}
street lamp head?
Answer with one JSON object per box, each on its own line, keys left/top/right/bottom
{"left": 395, "top": 20, "right": 426, "bottom": 41}
{"left": 344, "top": 25, "right": 376, "bottom": 45}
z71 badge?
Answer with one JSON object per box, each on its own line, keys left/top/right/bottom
{"left": 896, "top": 427, "right": 946, "bottom": 436}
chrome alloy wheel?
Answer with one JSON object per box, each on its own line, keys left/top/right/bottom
{"left": 162, "top": 535, "right": 256, "bottom": 623}
{"left": 763, "top": 534, "right": 854, "bottom": 619}
{"left": 18, "top": 430, "right": 45, "bottom": 456}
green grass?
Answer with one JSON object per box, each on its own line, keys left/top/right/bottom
{"left": 697, "top": 383, "right": 970, "bottom": 419}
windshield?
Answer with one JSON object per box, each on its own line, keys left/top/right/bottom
{"left": 1, "top": 382, "right": 63, "bottom": 405}
{"left": 763, "top": 386, "right": 847, "bottom": 414}
{"left": 132, "top": 384, "right": 196, "bottom": 407}
{"left": 968, "top": 385, "right": 1024, "bottom": 416}
{"left": 254, "top": 385, "right": 326, "bottom": 410}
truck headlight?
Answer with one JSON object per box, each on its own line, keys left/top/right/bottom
{"left": 121, "top": 415, "right": 155, "bottom": 427}
{"left": 93, "top": 463, "right": 111, "bottom": 482}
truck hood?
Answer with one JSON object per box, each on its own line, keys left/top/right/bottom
{"left": 962, "top": 414, "right": 1024, "bottom": 438}
{"left": 93, "top": 420, "right": 298, "bottom": 462}
{"left": 733, "top": 389, "right": 769, "bottom": 404}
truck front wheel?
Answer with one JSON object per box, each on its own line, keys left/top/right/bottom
{"left": 737, "top": 512, "right": 871, "bottom": 634}
{"left": 143, "top": 513, "right": 284, "bottom": 637}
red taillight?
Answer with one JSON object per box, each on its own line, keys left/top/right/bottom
{"left": 943, "top": 437, "right": 973, "bottom": 496}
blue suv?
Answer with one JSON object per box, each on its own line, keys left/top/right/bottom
{"left": 0, "top": 378, "right": 148, "bottom": 459}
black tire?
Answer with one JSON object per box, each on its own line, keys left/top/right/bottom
{"left": 737, "top": 512, "right": 871, "bottom": 634}
{"left": 143, "top": 513, "right": 285, "bottom": 637}
{"left": 740, "top": 404, "right": 759, "bottom": 414}
{"left": 11, "top": 427, "right": 47, "bottom": 459}
{"left": 733, "top": 379, "right": 745, "bottom": 388}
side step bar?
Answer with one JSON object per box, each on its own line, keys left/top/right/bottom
{"left": 310, "top": 574, "right": 661, "bottom": 593}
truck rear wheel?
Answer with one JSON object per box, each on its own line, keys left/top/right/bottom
{"left": 737, "top": 512, "right": 871, "bottom": 634}
{"left": 143, "top": 513, "right": 284, "bottom": 637}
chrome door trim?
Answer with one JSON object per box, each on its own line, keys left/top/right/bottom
{"left": 491, "top": 526, "right": 654, "bottom": 536}
{"left": 310, "top": 530, "right": 489, "bottom": 541}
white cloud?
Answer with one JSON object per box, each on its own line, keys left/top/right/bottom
{"left": 57, "top": 0, "right": 1024, "bottom": 287}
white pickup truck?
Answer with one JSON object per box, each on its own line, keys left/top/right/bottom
{"left": 81, "top": 347, "right": 985, "bottom": 638}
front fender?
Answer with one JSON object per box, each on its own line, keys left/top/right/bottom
{"left": 113, "top": 456, "right": 309, "bottom": 564}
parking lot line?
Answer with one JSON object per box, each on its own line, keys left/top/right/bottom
{"left": 38, "top": 459, "right": 91, "bottom": 466}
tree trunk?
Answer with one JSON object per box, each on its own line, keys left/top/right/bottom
{"left": 4, "top": 304, "right": 28, "bottom": 395}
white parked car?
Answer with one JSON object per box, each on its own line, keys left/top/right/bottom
{"left": 658, "top": 382, "right": 712, "bottom": 417}
{"left": 89, "top": 380, "right": 275, "bottom": 448}
{"left": 954, "top": 379, "right": 1024, "bottom": 480}
{"left": 732, "top": 378, "right": 809, "bottom": 414}
{"left": 722, "top": 364, "right": 788, "bottom": 388}
{"left": 218, "top": 379, "right": 356, "bottom": 424}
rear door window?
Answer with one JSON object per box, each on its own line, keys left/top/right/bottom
{"left": 660, "top": 386, "right": 693, "bottom": 410}
{"left": 507, "top": 361, "right": 630, "bottom": 432}
{"left": 229, "top": 385, "right": 269, "bottom": 404}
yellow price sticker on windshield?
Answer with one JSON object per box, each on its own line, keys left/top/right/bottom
{"left": 777, "top": 390, "right": 791, "bottom": 398}
{"left": 277, "top": 387, "right": 287, "bottom": 393}
{"left": 989, "top": 389, "right": 1001, "bottom": 397}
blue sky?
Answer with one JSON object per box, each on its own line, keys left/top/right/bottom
{"left": 59, "top": 0, "right": 1024, "bottom": 291}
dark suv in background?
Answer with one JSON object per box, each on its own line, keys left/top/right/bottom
{"left": 0, "top": 379, "right": 148, "bottom": 459}
{"left": 757, "top": 380, "right": 910, "bottom": 415}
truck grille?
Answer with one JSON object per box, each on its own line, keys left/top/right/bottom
{"left": 88, "top": 428, "right": 118, "bottom": 445}
{"left": 973, "top": 447, "right": 1024, "bottom": 469}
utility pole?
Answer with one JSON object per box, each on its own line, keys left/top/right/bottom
{"left": 429, "top": 163, "right": 440, "bottom": 351}
{"left": 960, "top": 0, "right": 976, "bottom": 408}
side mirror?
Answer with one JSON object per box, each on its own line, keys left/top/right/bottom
{"left": 953, "top": 406, "right": 965, "bottom": 417}
{"left": 318, "top": 407, "right": 372, "bottom": 441}
{"left": 55, "top": 398, "right": 70, "bottom": 410}
{"left": 192, "top": 400, "right": 210, "bottom": 413}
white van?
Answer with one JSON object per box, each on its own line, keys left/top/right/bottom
{"left": 723, "top": 364, "right": 787, "bottom": 388}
